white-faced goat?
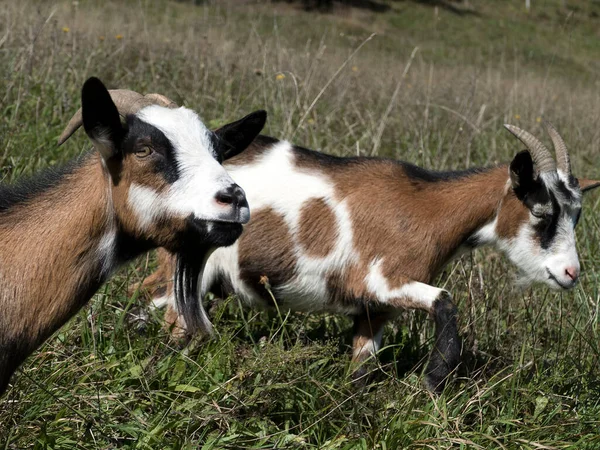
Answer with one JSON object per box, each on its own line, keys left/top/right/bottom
{"left": 138, "top": 123, "right": 600, "bottom": 393}
{"left": 0, "top": 77, "right": 266, "bottom": 395}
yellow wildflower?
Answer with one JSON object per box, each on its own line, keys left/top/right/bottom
{"left": 115, "top": 34, "right": 123, "bottom": 40}
{"left": 514, "top": 114, "right": 521, "bottom": 120}
{"left": 536, "top": 117, "right": 542, "bottom": 123}
{"left": 276, "top": 73, "right": 285, "bottom": 81}
{"left": 62, "top": 27, "right": 70, "bottom": 33}
{"left": 351, "top": 66, "right": 358, "bottom": 72}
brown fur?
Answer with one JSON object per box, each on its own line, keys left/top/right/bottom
{"left": 312, "top": 161, "right": 509, "bottom": 287}
{"left": 129, "top": 248, "right": 174, "bottom": 301}
{"left": 0, "top": 155, "right": 110, "bottom": 386}
{"left": 495, "top": 189, "right": 530, "bottom": 239}
{"left": 352, "top": 312, "right": 389, "bottom": 363}
{"left": 297, "top": 197, "right": 337, "bottom": 257}
{"left": 238, "top": 208, "right": 297, "bottom": 303}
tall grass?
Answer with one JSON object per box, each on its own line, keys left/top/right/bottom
{"left": 1, "top": 0, "right": 600, "bottom": 448}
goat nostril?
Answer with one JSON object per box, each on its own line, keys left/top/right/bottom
{"left": 565, "top": 267, "right": 578, "bottom": 281}
{"left": 216, "top": 190, "right": 234, "bottom": 206}
{"left": 232, "top": 185, "right": 246, "bottom": 203}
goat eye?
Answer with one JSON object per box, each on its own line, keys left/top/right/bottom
{"left": 531, "top": 210, "right": 551, "bottom": 221}
{"left": 134, "top": 146, "right": 153, "bottom": 158}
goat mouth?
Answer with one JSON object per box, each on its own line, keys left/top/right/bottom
{"left": 546, "top": 269, "right": 573, "bottom": 290}
{"left": 187, "top": 217, "right": 243, "bottom": 248}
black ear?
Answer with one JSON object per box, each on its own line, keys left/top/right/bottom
{"left": 81, "top": 77, "right": 124, "bottom": 160}
{"left": 509, "top": 150, "right": 536, "bottom": 193}
{"left": 214, "top": 110, "right": 267, "bottom": 161}
{"left": 510, "top": 150, "right": 550, "bottom": 208}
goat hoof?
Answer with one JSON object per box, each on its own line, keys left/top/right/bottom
{"left": 126, "top": 306, "right": 150, "bottom": 334}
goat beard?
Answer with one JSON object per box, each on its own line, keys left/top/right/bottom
{"left": 174, "top": 247, "right": 215, "bottom": 337}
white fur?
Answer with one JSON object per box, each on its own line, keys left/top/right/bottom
{"left": 365, "top": 259, "right": 444, "bottom": 311}
{"left": 127, "top": 183, "right": 163, "bottom": 230}
{"left": 136, "top": 106, "right": 247, "bottom": 223}
{"left": 151, "top": 295, "right": 169, "bottom": 309}
{"left": 97, "top": 229, "right": 117, "bottom": 277}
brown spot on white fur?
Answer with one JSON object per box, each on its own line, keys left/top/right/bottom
{"left": 297, "top": 197, "right": 337, "bottom": 257}
{"left": 238, "top": 208, "right": 297, "bottom": 303}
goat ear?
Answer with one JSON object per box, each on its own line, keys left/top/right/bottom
{"left": 214, "top": 110, "right": 267, "bottom": 161}
{"left": 578, "top": 178, "right": 600, "bottom": 194}
{"left": 509, "top": 150, "right": 536, "bottom": 192}
{"left": 81, "top": 77, "right": 124, "bottom": 161}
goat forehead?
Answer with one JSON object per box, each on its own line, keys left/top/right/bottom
{"left": 136, "top": 106, "right": 217, "bottom": 166}
{"left": 540, "top": 172, "right": 581, "bottom": 205}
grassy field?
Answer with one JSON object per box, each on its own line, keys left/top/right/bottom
{"left": 2, "top": 0, "right": 600, "bottom": 448}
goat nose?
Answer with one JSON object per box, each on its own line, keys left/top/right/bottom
{"left": 565, "top": 267, "right": 579, "bottom": 282}
{"left": 215, "top": 184, "right": 247, "bottom": 208}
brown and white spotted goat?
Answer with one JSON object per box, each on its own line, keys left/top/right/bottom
{"left": 140, "top": 123, "right": 600, "bottom": 392}
{"left": 0, "top": 77, "right": 266, "bottom": 395}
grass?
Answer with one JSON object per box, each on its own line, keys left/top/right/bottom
{"left": 1, "top": 0, "right": 600, "bottom": 447}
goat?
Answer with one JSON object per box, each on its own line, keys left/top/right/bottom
{"left": 136, "top": 123, "right": 600, "bottom": 392}
{"left": 0, "top": 77, "right": 266, "bottom": 395}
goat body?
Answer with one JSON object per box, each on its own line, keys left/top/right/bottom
{"left": 143, "top": 128, "right": 600, "bottom": 392}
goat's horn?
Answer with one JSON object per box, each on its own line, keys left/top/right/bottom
{"left": 144, "top": 93, "right": 179, "bottom": 109}
{"left": 504, "top": 124, "right": 556, "bottom": 174}
{"left": 58, "top": 90, "right": 179, "bottom": 145}
{"left": 543, "top": 120, "right": 571, "bottom": 176}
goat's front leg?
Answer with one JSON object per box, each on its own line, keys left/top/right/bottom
{"left": 365, "top": 275, "right": 461, "bottom": 393}
{"left": 351, "top": 312, "right": 388, "bottom": 381}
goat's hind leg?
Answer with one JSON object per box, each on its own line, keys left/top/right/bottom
{"left": 367, "top": 279, "right": 461, "bottom": 393}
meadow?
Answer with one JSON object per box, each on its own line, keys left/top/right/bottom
{"left": 1, "top": 0, "right": 600, "bottom": 448}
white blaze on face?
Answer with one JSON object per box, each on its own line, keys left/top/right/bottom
{"left": 497, "top": 172, "right": 582, "bottom": 290}
{"left": 135, "top": 105, "right": 240, "bottom": 223}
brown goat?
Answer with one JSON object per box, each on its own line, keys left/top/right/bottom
{"left": 138, "top": 124, "right": 600, "bottom": 392}
{"left": 0, "top": 77, "right": 266, "bottom": 394}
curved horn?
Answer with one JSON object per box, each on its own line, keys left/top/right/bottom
{"left": 504, "top": 124, "right": 556, "bottom": 174}
{"left": 543, "top": 120, "right": 571, "bottom": 176}
{"left": 144, "top": 93, "right": 178, "bottom": 109}
{"left": 58, "top": 90, "right": 179, "bottom": 145}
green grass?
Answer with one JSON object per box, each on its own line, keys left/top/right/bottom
{"left": 2, "top": 0, "right": 600, "bottom": 448}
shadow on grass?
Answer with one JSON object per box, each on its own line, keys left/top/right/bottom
{"left": 403, "top": 0, "right": 480, "bottom": 17}
{"left": 273, "top": 0, "right": 391, "bottom": 13}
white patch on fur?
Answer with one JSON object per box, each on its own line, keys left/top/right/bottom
{"left": 127, "top": 183, "right": 163, "bottom": 230}
{"left": 365, "top": 259, "right": 444, "bottom": 311}
{"left": 97, "top": 229, "right": 117, "bottom": 277}
{"left": 151, "top": 295, "right": 169, "bottom": 309}
{"left": 136, "top": 106, "right": 245, "bottom": 223}
{"left": 473, "top": 217, "right": 499, "bottom": 245}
